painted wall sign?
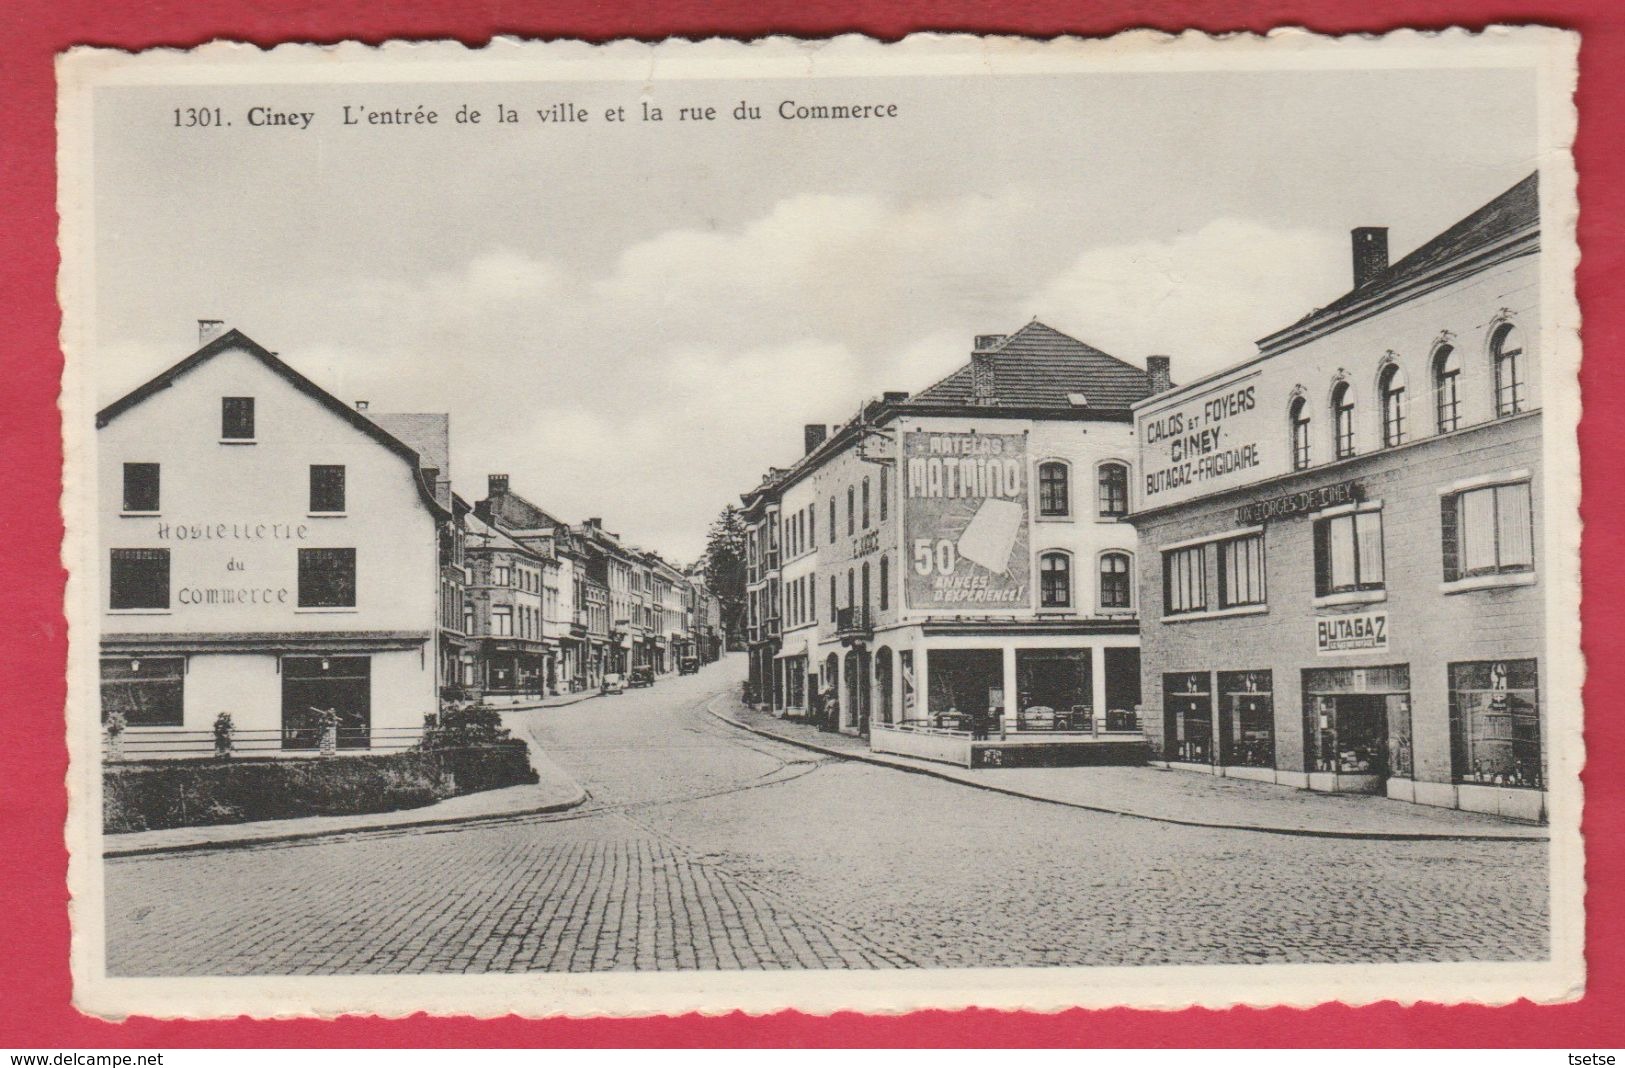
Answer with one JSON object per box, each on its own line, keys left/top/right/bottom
{"left": 1236, "top": 479, "right": 1364, "bottom": 524}
{"left": 902, "top": 430, "right": 1030, "bottom": 610}
{"left": 1136, "top": 370, "right": 1275, "bottom": 511}
{"left": 851, "top": 528, "right": 880, "bottom": 559}
{"left": 1316, "top": 610, "right": 1389, "bottom": 654}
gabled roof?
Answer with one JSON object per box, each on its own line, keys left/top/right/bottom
{"left": 1263, "top": 172, "right": 1539, "bottom": 347}
{"left": 908, "top": 320, "right": 1154, "bottom": 410}
{"left": 95, "top": 328, "right": 449, "bottom": 520}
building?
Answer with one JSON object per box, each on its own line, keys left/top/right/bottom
{"left": 1128, "top": 173, "right": 1548, "bottom": 821}
{"left": 462, "top": 510, "right": 554, "bottom": 701}
{"left": 741, "top": 472, "right": 783, "bottom": 707}
{"left": 743, "top": 321, "right": 1160, "bottom": 765}
{"left": 96, "top": 325, "right": 447, "bottom": 756}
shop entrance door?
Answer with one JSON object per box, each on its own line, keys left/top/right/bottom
{"left": 282, "top": 656, "right": 372, "bottom": 750}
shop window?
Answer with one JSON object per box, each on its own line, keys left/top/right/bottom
{"left": 1103, "top": 648, "right": 1142, "bottom": 728}
{"left": 1434, "top": 345, "right": 1462, "bottom": 433}
{"left": 110, "top": 548, "right": 169, "bottom": 610}
{"left": 1038, "top": 461, "right": 1070, "bottom": 517}
{"left": 1492, "top": 323, "right": 1527, "bottom": 417}
{"left": 1016, "top": 649, "right": 1091, "bottom": 729}
{"left": 1219, "top": 533, "right": 1266, "bottom": 608}
{"left": 879, "top": 554, "right": 890, "bottom": 610}
{"left": 122, "top": 462, "right": 160, "bottom": 513}
{"left": 1163, "top": 672, "right": 1212, "bottom": 763}
{"left": 100, "top": 656, "right": 184, "bottom": 727}
{"left": 1289, "top": 397, "right": 1311, "bottom": 470}
{"left": 297, "top": 547, "right": 357, "bottom": 608}
{"left": 1331, "top": 381, "right": 1355, "bottom": 459}
{"left": 926, "top": 648, "right": 1003, "bottom": 728}
{"left": 1379, "top": 363, "right": 1407, "bottom": 447}
{"left": 1039, "top": 551, "right": 1072, "bottom": 608}
{"left": 1099, "top": 552, "right": 1131, "bottom": 609}
{"left": 1442, "top": 481, "right": 1533, "bottom": 580}
{"left": 282, "top": 656, "right": 371, "bottom": 750}
{"left": 309, "top": 464, "right": 346, "bottom": 513}
{"left": 1313, "top": 509, "right": 1384, "bottom": 595}
{"left": 1162, "top": 544, "right": 1207, "bottom": 615}
{"left": 1097, "top": 462, "right": 1129, "bottom": 518}
{"left": 1218, "top": 671, "right": 1273, "bottom": 769}
{"left": 1450, "top": 659, "right": 1543, "bottom": 789}
{"left": 1301, "top": 665, "right": 1411, "bottom": 776}
{"left": 221, "top": 396, "right": 255, "bottom": 440}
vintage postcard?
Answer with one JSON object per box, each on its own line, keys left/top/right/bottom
{"left": 57, "top": 29, "right": 1583, "bottom": 1019}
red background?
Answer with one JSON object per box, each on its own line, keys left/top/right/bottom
{"left": 1, "top": 0, "right": 1619, "bottom": 1048}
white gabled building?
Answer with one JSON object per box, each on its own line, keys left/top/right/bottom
{"left": 96, "top": 324, "right": 447, "bottom": 756}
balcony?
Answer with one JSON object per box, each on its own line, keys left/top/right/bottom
{"left": 835, "top": 605, "right": 873, "bottom": 642}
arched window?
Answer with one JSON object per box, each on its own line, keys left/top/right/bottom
{"left": 1290, "top": 396, "right": 1311, "bottom": 470}
{"left": 846, "top": 486, "right": 856, "bottom": 535}
{"left": 1379, "top": 363, "right": 1407, "bottom": 447}
{"left": 1097, "top": 462, "right": 1129, "bottom": 518}
{"left": 861, "top": 562, "right": 871, "bottom": 613}
{"left": 1037, "top": 460, "right": 1070, "bottom": 516}
{"left": 1099, "top": 552, "right": 1132, "bottom": 609}
{"left": 1039, "top": 551, "right": 1072, "bottom": 608}
{"left": 1434, "top": 345, "right": 1462, "bottom": 433}
{"left": 1331, "top": 381, "right": 1355, "bottom": 460}
{"left": 862, "top": 477, "right": 871, "bottom": 528}
{"left": 1493, "top": 323, "right": 1526, "bottom": 416}
{"left": 879, "top": 554, "right": 890, "bottom": 610}
{"left": 829, "top": 575, "right": 837, "bottom": 622}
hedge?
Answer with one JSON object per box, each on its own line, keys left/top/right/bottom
{"left": 104, "top": 741, "right": 538, "bottom": 834}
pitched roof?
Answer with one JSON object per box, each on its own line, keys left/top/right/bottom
{"left": 908, "top": 320, "right": 1154, "bottom": 410}
{"left": 369, "top": 412, "right": 452, "bottom": 509}
{"left": 1264, "top": 172, "right": 1539, "bottom": 346}
{"left": 95, "top": 328, "right": 449, "bottom": 519}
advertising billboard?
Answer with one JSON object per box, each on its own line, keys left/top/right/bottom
{"left": 902, "top": 430, "right": 1030, "bottom": 610}
{"left": 1136, "top": 369, "right": 1283, "bottom": 512}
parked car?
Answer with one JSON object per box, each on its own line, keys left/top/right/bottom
{"left": 678, "top": 656, "right": 700, "bottom": 675}
{"left": 629, "top": 666, "right": 655, "bottom": 688}
{"left": 600, "top": 673, "right": 627, "bottom": 695}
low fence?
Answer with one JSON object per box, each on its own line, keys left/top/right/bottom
{"left": 869, "top": 723, "right": 973, "bottom": 767}
{"left": 108, "top": 726, "right": 425, "bottom": 762}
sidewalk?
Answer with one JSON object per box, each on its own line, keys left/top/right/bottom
{"left": 105, "top": 708, "right": 589, "bottom": 858}
{"left": 476, "top": 689, "right": 603, "bottom": 712}
{"left": 709, "top": 697, "right": 1547, "bottom": 841}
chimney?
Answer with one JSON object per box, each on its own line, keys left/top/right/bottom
{"left": 354, "top": 400, "right": 369, "bottom": 411}
{"left": 586, "top": 517, "right": 602, "bottom": 531}
{"left": 882, "top": 390, "right": 910, "bottom": 404}
{"left": 488, "top": 473, "right": 509, "bottom": 497}
{"left": 803, "top": 423, "right": 828, "bottom": 454}
{"left": 970, "top": 334, "right": 1005, "bottom": 407}
{"left": 1147, "top": 356, "right": 1172, "bottom": 395}
{"left": 1352, "top": 226, "right": 1389, "bottom": 288}
{"left": 197, "top": 319, "right": 226, "bottom": 346}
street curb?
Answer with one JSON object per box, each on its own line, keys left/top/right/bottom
{"left": 704, "top": 700, "right": 1548, "bottom": 843}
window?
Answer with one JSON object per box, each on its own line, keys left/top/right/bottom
{"left": 810, "top": 573, "right": 817, "bottom": 621}
{"left": 1331, "top": 381, "right": 1355, "bottom": 459}
{"left": 1099, "top": 552, "right": 1131, "bottom": 609}
{"left": 1290, "top": 398, "right": 1311, "bottom": 470}
{"left": 309, "top": 464, "right": 346, "bottom": 513}
{"left": 862, "top": 478, "right": 871, "bottom": 528}
{"left": 1443, "top": 481, "right": 1534, "bottom": 580}
{"left": 847, "top": 486, "right": 856, "bottom": 536}
{"left": 122, "top": 462, "right": 160, "bottom": 513}
{"left": 1038, "top": 461, "right": 1070, "bottom": 517}
{"left": 879, "top": 554, "right": 890, "bottom": 610}
{"left": 1039, "top": 551, "right": 1072, "bottom": 608}
{"left": 1313, "top": 509, "right": 1384, "bottom": 595}
{"left": 1434, "top": 345, "right": 1461, "bottom": 433}
{"left": 1218, "top": 671, "right": 1273, "bottom": 769}
{"left": 1379, "top": 364, "right": 1407, "bottom": 447}
{"left": 1493, "top": 323, "right": 1527, "bottom": 417}
{"left": 298, "top": 547, "right": 357, "bottom": 608}
{"left": 463, "top": 605, "right": 474, "bottom": 634}
{"left": 1219, "top": 533, "right": 1266, "bottom": 608}
{"left": 491, "top": 605, "right": 513, "bottom": 636}
{"left": 880, "top": 466, "right": 889, "bottom": 521}
{"left": 492, "top": 564, "right": 512, "bottom": 587}
{"left": 829, "top": 575, "right": 837, "bottom": 622}
{"left": 829, "top": 498, "right": 836, "bottom": 544}
{"left": 1450, "top": 659, "right": 1542, "bottom": 789}
{"left": 221, "top": 396, "right": 255, "bottom": 440}
{"left": 847, "top": 567, "right": 855, "bottom": 608}
{"left": 1163, "top": 545, "right": 1207, "bottom": 615}
{"left": 1097, "top": 462, "right": 1129, "bottom": 518}
{"left": 101, "top": 656, "right": 185, "bottom": 727}
{"left": 109, "top": 548, "right": 169, "bottom": 610}
{"left": 861, "top": 562, "right": 871, "bottom": 610}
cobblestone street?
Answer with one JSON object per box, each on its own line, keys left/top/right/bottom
{"left": 105, "top": 656, "right": 1549, "bottom": 975}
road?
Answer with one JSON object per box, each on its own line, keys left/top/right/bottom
{"left": 105, "top": 655, "right": 1548, "bottom": 974}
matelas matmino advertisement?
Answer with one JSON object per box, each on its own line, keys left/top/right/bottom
{"left": 902, "top": 430, "right": 1030, "bottom": 610}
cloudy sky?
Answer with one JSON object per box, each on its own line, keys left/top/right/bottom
{"left": 90, "top": 61, "right": 1538, "bottom": 562}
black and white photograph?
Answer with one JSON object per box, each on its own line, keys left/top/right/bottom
{"left": 56, "top": 30, "right": 1583, "bottom": 1018}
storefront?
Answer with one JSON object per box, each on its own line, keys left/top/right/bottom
{"left": 1301, "top": 664, "right": 1411, "bottom": 793}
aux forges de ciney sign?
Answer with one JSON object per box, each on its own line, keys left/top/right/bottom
{"left": 903, "top": 430, "right": 1030, "bottom": 610}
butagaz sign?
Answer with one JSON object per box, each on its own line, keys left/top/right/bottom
{"left": 903, "top": 430, "right": 1030, "bottom": 610}
{"left": 1237, "top": 480, "right": 1364, "bottom": 525}
{"left": 1137, "top": 371, "right": 1271, "bottom": 510}
{"left": 1316, "top": 610, "right": 1389, "bottom": 654}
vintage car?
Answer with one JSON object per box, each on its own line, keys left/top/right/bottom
{"left": 629, "top": 666, "right": 656, "bottom": 688}
{"left": 678, "top": 656, "right": 700, "bottom": 675}
{"left": 600, "top": 672, "right": 627, "bottom": 695}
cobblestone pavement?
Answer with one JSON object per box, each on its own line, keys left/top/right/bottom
{"left": 105, "top": 656, "right": 1548, "bottom": 975}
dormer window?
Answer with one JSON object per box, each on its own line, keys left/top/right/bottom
{"left": 221, "top": 397, "right": 255, "bottom": 441}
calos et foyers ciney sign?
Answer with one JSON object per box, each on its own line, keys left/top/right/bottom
{"left": 903, "top": 430, "right": 1030, "bottom": 610}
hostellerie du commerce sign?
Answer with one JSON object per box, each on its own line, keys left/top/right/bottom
{"left": 1316, "top": 611, "right": 1389, "bottom": 654}
{"left": 1137, "top": 370, "right": 1279, "bottom": 511}
{"left": 903, "top": 430, "right": 1030, "bottom": 610}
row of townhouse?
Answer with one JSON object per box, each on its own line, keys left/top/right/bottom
{"left": 95, "top": 324, "right": 723, "bottom": 757}
{"left": 734, "top": 171, "right": 1556, "bottom": 821}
